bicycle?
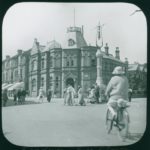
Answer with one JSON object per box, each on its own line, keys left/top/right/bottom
{"left": 106, "top": 102, "right": 130, "bottom": 141}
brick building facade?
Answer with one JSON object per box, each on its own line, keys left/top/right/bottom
{"left": 2, "top": 25, "right": 128, "bottom": 97}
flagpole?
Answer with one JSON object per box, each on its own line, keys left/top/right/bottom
{"left": 74, "top": 8, "right": 75, "bottom": 27}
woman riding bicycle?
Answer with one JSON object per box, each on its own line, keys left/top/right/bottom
{"left": 105, "top": 66, "right": 129, "bottom": 121}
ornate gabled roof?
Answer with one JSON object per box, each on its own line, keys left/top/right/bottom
{"left": 43, "top": 40, "right": 61, "bottom": 51}
{"left": 63, "top": 26, "right": 87, "bottom": 49}
{"left": 101, "top": 49, "right": 123, "bottom": 63}
{"left": 39, "top": 45, "right": 46, "bottom": 51}
{"left": 31, "top": 38, "right": 40, "bottom": 55}
{"left": 139, "top": 65, "right": 144, "bottom": 71}
{"left": 128, "top": 64, "right": 139, "bottom": 71}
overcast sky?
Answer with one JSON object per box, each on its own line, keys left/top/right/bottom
{"left": 2, "top": 2, "right": 147, "bottom": 64}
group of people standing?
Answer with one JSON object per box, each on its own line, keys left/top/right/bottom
{"left": 38, "top": 88, "right": 52, "bottom": 103}
{"left": 88, "top": 84, "right": 104, "bottom": 104}
{"left": 13, "top": 89, "right": 27, "bottom": 105}
{"left": 2, "top": 88, "right": 27, "bottom": 106}
{"left": 63, "top": 84, "right": 86, "bottom": 106}
{"left": 2, "top": 66, "right": 133, "bottom": 109}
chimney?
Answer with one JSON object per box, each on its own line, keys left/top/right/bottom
{"left": 104, "top": 43, "right": 109, "bottom": 55}
{"left": 124, "top": 57, "right": 129, "bottom": 75}
{"left": 82, "top": 25, "right": 84, "bottom": 36}
{"left": 115, "top": 47, "right": 120, "bottom": 59}
{"left": 125, "top": 57, "right": 128, "bottom": 64}
{"left": 34, "top": 38, "right": 39, "bottom": 47}
{"left": 17, "top": 49, "right": 22, "bottom": 55}
{"left": 6, "top": 55, "right": 10, "bottom": 59}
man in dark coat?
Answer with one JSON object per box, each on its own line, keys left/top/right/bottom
{"left": 13, "top": 89, "right": 18, "bottom": 105}
{"left": 21, "top": 89, "right": 27, "bottom": 104}
{"left": 17, "top": 89, "right": 22, "bottom": 104}
{"left": 47, "top": 89, "right": 52, "bottom": 102}
{"left": 95, "top": 84, "right": 100, "bottom": 103}
{"left": 128, "top": 88, "right": 133, "bottom": 102}
{"left": 2, "top": 89, "right": 8, "bottom": 106}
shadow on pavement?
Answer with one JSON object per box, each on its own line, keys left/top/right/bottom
{"left": 128, "top": 133, "right": 143, "bottom": 141}
{"left": 2, "top": 100, "right": 40, "bottom": 107}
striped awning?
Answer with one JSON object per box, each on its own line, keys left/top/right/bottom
{"left": 8, "top": 82, "right": 24, "bottom": 91}
{"left": 2, "top": 83, "right": 8, "bottom": 88}
{"left": 2, "top": 84, "right": 13, "bottom": 90}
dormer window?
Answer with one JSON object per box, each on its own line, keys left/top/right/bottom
{"left": 68, "top": 39, "right": 75, "bottom": 46}
{"left": 41, "top": 58, "right": 45, "bottom": 69}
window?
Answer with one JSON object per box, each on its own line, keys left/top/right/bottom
{"left": 6, "top": 72, "right": 8, "bottom": 81}
{"left": 32, "top": 79, "right": 36, "bottom": 91}
{"left": 67, "top": 61, "right": 69, "bottom": 66}
{"left": 15, "top": 70, "right": 18, "bottom": 81}
{"left": 50, "top": 56, "right": 53, "bottom": 67}
{"left": 41, "top": 77, "right": 44, "bottom": 87}
{"left": 41, "top": 58, "right": 45, "bottom": 69}
{"left": 20, "top": 69, "right": 22, "bottom": 80}
{"left": 71, "top": 60, "right": 74, "bottom": 66}
{"left": 11, "top": 72, "right": 13, "bottom": 81}
{"left": 91, "top": 59, "right": 96, "bottom": 66}
{"left": 49, "top": 76, "right": 53, "bottom": 87}
{"left": 68, "top": 39, "right": 75, "bottom": 46}
{"left": 56, "top": 77, "right": 59, "bottom": 88}
{"left": 6, "top": 62, "right": 9, "bottom": 68}
{"left": 31, "top": 60, "right": 36, "bottom": 71}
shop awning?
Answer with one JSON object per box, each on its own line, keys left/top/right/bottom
{"left": 2, "top": 84, "right": 13, "bottom": 90}
{"left": 2, "top": 83, "right": 8, "bottom": 88}
{"left": 8, "top": 82, "right": 24, "bottom": 91}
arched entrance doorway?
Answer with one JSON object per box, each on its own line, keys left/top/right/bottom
{"left": 66, "top": 78, "right": 74, "bottom": 87}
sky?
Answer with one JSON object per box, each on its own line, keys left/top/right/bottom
{"left": 2, "top": 2, "right": 147, "bottom": 64}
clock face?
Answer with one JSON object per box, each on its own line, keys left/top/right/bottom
{"left": 68, "top": 39, "right": 75, "bottom": 46}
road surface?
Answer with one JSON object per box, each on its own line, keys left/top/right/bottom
{"left": 2, "top": 98, "right": 146, "bottom": 147}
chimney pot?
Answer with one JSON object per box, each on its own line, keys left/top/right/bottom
{"left": 104, "top": 43, "right": 109, "bottom": 55}
{"left": 17, "top": 49, "right": 22, "bottom": 55}
{"left": 82, "top": 25, "right": 84, "bottom": 36}
{"left": 115, "top": 47, "right": 120, "bottom": 59}
{"left": 6, "top": 55, "right": 10, "bottom": 59}
{"left": 34, "top": 38, "right": 37, "bottom": 42}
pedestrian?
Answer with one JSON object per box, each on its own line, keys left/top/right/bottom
{"left": 17, "top": 89, "right": 22, "bottom": 105}
{"left": 78, "top": 86, "right": 86, "bottom": 106}
{"left": 13, "top": 89, "right": 17, "bottom": 105}
{"left": 2, "top": 89, "right": 9, "bottom": 107}
{"left": 128, "top": 88, "right": 133, "bottom": 102}
{"left": 21, "top": 89, "right": 27, "bottom": 104}
{"left": 47, "top": 89, "right": 52, "bottom": 102}
{"left": 105, "top": 66, "right": 129, "bottom": 120}
{"left": 89, "top": 86, "right": 96, "bottom": 104}
{"left": 72, "top": 87, "right": 76, "bottom": 105}
{"left": 95, "top": 84, "right": 100, "bottom": 103}
{"left": 38, "top": 87, "right": 44, "bottom": 103}
{"left": 66, "top": 84, "right": 74, "bottom": 106}
{"left": 63, "top": 87, "right": 67, "bottom": 105}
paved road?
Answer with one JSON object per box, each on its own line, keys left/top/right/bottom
{"left": 2, "top": 98, "right": 146, "bottom": 147}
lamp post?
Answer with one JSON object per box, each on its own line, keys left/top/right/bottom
{"left": 95, "top": 21, "right": 106, "bottom": 103}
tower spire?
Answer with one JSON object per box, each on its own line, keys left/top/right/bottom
{"left": 96, "top": 21, "right": 104, "bottom": 48}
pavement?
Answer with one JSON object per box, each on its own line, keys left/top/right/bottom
{"left": 2, "top": 98, "right": 147, "bottom": 147}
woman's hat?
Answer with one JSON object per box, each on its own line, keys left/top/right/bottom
{"left": 112, "top": 66, "right": 125, "bottom": 75}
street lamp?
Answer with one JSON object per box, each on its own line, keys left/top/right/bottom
{"left": 95, "top": 21, "right": 106, "bottom": 103}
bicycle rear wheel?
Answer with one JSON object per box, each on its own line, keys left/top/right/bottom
{"left": 106, "top": 109, "right": 114, "bottom": 134}
{"left": 117, "top": 110, "right": 130, "bottom": 141}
